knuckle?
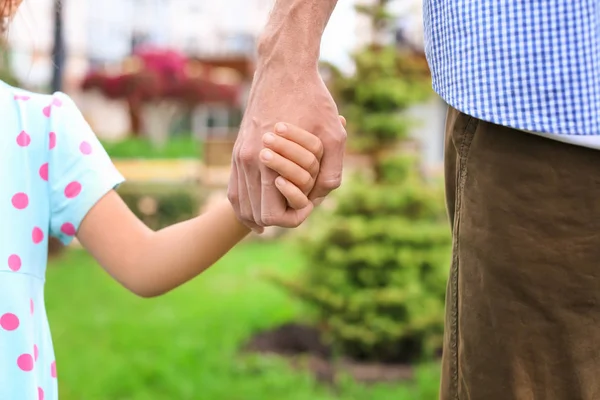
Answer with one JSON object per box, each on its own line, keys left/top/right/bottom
{"left": 298, "top": 172, "right": 313, "bottom": 190}
{"left": 240, "top": 208, "right": 251, "bottom": 220}
{"left": 288, "top": 220, "right": 302, "bottom": 229}
{"left": 241, "top": 214, "right": 256, "bottom": 227}
{"left": 227, "top": 190, "right": 239, "bottom": 206}
{"left": 280, "top": 215, "right": 302, "bottom": 228}
{"left": 308, "top": 156, "right": 320, "bottom": 176}
{"left": 261, "top": 174, "right": 278, "bottom": 187}
{"left": 330, "top": 129, "right": 347, "bottom": 146}
{"left": 237, "top": 146, "right": 256, "bottom": 165}
{"left": 321, "top": 176, "right": 342, "bottom": 192}
{"left": 314, "top": 140, "right": 324, "bottom": 158}
{"left": 296, "top": 198, "right": 310, "bottom": 210}
{"left": 261, "top": 213, "right": 279, "bottom": 226}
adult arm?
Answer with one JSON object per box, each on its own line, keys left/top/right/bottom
{"left": 228, "top": 0, "right": 346, "bottom": 230}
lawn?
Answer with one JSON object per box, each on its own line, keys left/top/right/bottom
{"left": 46, "top": 241, "right": 440, "bottom": 400}
{"left": 101, "top": 136, "right": 202, "bottom": 160}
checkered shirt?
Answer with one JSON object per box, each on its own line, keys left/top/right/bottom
{"left": 423, "top": 0, "right": 600, "bottom": 135}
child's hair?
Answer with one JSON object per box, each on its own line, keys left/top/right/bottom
{"left": 0, "top": 0, "right": 20, "bottom": 33}
{"left": 0, "top": 1, "right": 10, "bottom": 33}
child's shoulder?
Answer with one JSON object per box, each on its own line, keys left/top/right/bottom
{"left": 14, "top": 89, "right": 72, "bottom": 107}
{"left": 0, "top": 81, "right": 90, "bottom": 157}
{"left": 1, "top": 81, "right": 77, "bottom": 119}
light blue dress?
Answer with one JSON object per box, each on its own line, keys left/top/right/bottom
{"left": 0, "top": 81, "right": 124, "bottom": 399}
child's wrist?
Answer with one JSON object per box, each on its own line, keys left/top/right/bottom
{"left": 221, "top": 199, "right": 252, "bottom": 235}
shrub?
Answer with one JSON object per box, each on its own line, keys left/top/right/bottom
{"left": 272, "top": 160, "right": 450, "bottom": 363}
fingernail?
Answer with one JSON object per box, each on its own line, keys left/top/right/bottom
{"left": 275, "top": 123, "right": 287, "bottom": 134}
{"left": 263, "top": 132, "right": 275, "bottom": 144}
{"left": 260, "top": 149, "right": 273, "bottom": 161}
{"left": 275, "top": 177, "right": 287, "bottom": 186}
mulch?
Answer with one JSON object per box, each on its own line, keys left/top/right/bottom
{"left": 242, "top": 323, "right": 414, "bottom": 385}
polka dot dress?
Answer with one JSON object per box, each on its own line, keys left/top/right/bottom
{"left": 0, "top": 82, "right": 124, "bottom": 399}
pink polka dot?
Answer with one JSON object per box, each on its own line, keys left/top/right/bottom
{"left": 8, "top": 254, "right": 21, "bottom": 271}
{"left": 0, "top": 313, "right": 19, "bottom": 331}
{"left": 64, "top": 181, "right": 82, "bottom": 199}
{"left": 50, "top": 361, "right": 57, "bottom": 378}
{"left": 48, "top": 132, "right": 56, "bottom": 150}
{"left": 17, "top": 354, "right": 34, "bottom": 371}
{"left": 14, "top": 95, "right": 30, "bottom": 101}
{"left": 32, "top": 227, "right": 44, "bottom": 244}
{"left": 39, "top": 163, "right": 49, "bottom": 181}
{"left": 52, "top": 97, "right": 62, "bottom": 107}
{"left": 60, "top": 223, "right": 76, "bottom": 236}
{"left": 43, "top": 106, "right": 51, "bottom": 118}
{"left": 30, "top": 299, "right": 34, "bottom": 315}
{"left": 16, "top": 131, "right": 31, "bottom": 147}
{"left": 11, "top": 192, "right": 28, "bottom": 210}
{"left": 34, "top": 344, "right": 39, "bottom": 361}
{"left": 79, "top": 141, "right": 92, "bottom": 155}
{"left": 38, "top": 387, "right": 44, "bottom": 400}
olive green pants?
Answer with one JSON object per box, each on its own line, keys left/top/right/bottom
{"left": 441, "top": 107, "right": 600, "bottom": 400}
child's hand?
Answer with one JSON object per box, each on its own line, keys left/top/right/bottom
{"left": 259, "top": 117, "right": 346, "bottom": 210}
{"left": 259, "top": 123, "right": 321, "bottom": 210}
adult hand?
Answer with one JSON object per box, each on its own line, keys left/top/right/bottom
{"left": 228, "top": 66, "right": 347, "bottom": 230}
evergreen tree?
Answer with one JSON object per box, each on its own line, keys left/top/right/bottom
{"left": 271, "top": 0, "right": 451, "bottom": 363}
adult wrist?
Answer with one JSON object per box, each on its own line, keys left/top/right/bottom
{"left": 255, "top": 0, "right": 337, "bottom": 72}
{"left": 256, "top": 25, "right": 321, "bottom": 72}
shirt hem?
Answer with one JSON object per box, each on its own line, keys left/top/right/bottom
{"left": 432, "top": 84, "right": 600, "bottom": 136}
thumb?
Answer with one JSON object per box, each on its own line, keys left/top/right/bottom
{"left": 312, "top": 197, "right": 325, "bottom": 207}
{"left": 309, "top": 131, "right": 346, "bottom": 201}
{"left": 283, "top": 201, "right": 314, "bottom": 228}
{"left": 339, "top": 115, "right": 346, "bottom": 127}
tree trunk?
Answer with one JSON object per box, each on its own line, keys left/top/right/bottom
{"left": 127, "top": 96, "right": 142, "bottom": 137}
{"left": 140, "top": 101, "right": 180, "bottom": 147}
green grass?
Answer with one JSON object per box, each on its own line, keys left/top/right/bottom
{"left": 101, "top": 136, "right": 202, "bottom": 159}
{"left": 46, "top": 242, "right": 439, "bottom": 400}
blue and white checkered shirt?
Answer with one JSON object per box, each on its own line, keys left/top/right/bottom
{"left": 423, "top": 0, "right": 600, "bottom": 136}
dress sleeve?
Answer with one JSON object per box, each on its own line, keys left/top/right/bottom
{"left": 47, "top": 92, "right": 125, "bottom": 245}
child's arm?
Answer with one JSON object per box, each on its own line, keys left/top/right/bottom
{"left": 77, "top": 123, "right": 324, "bottom": 297}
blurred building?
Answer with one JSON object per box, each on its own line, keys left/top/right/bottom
{"left": 7, "top": 0, "right": 274, "bottom": 90}
{"left": 6, "top": 0, "right": 275, "bottom": 139}
{"left": 87, "top": 0, "right": 274, "bottom": 64}
{"left": 5, "top": 0, "right": 443, "bottom": 169}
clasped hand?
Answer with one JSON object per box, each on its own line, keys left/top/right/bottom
{"left": 228, "top": 68, "right": 347, "bottom": 231}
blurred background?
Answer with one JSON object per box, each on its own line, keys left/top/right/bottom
{"left": 3, "top": 0, "right": 451, "bottom": 399}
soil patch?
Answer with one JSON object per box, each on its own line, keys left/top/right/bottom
{"left": 243, "top": 323, "right": 414, "bottom": 384}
